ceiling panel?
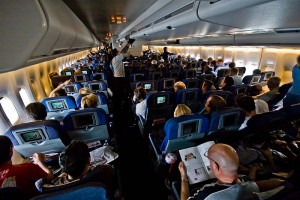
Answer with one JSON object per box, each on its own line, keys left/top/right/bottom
{"left": 63, "top": 0, "right": 157, "bottom": 41}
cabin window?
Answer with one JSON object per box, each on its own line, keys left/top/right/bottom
{"left": 0, "top": 97, "right": 19, "bottom": 125}
{"left": 19, "top": 88, "right": 31, "bottom": 106}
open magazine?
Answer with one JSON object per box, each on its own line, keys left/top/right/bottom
{"left": 179, "top": 141, "right": 215, "bottom": 184}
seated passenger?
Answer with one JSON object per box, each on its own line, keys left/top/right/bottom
{"left": 257, "top": 77, "right": 281, "bottom": 102}
{"left": 229, "top": 62, "right": 236, "bottom": 69}
{"left": 178, "top": 143, "right": 260, "bottom": 200}
{"left": 236, "top": 96, "right": 256, "bottom": 130}
{"left": 25, "top": 102, "right": 47, "bottom": 121}
{"left": 236, "top": 94, "right": 269, "bottom": 115}
{"left": 174, "top": 81, "right": 186, "bottom": 93}
{"left": 43, "top": 140, "right": 115, "bottom": 195}
{"left": 174, "top": 104, "right": 192, "bottom": 118}
{"left": 230, "top": 67, "right": 242, "bottom": 85}
{"left": 133, "top": 86, "right": 147, "bottom": 120}
{"left": 220, "top": 76, "right": 235, "bottom": 91}
{"left": 49, "top": 79, "right": 70, "bottom": 97}
{"left": 81, "top": 93, "right": 98, "bottom": 109}
{"left": 79, "top": 87, "right": 93, "bottom": 95}
{"left": 203, "top": 95, "right": 227, "bottom": 118}
{"left": 199, "top": 80, "right": 215, "bottom": 111}
{"left": 253, "top": 69, "right": 262, "bottom": 75}
{"left": 0, "top": 136, "right": 53, "bottom": 197}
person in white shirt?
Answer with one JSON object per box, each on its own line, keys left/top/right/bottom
{"left": 236, "top": 95, "right": 257, "bottom": 130}
{"left": 133, "top": 86, "right": 147, "bottom": 120}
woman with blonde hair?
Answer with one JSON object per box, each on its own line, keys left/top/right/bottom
{"left": 79, "top": 87, "right": 93, "bottom": 95}
{"left": 81, "top": 93, "right": 98, "bottom": 109}
{"left": 174, "top": 104, "right": 192, "bottom": 117}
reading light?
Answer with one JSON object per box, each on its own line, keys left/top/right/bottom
{"left": 111, "top": 15, "right": 126, "bottom": 24}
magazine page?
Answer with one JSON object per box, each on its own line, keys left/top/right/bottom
{"left": 179, "top": 146, "right": 210, "bottom": 184}
{"left": 196, "top": 141, "right": 215, "bottom": 179}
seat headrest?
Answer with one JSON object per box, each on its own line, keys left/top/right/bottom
{"left": 41, "top": 96, "right": 77, "bottom": 112}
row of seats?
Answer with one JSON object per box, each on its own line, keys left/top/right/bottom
{"left": 4, "top": 107, "right": 110, "bottom": 159}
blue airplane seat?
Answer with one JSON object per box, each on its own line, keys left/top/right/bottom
{"left": 75, "top": 92, "right": 109, "bottom": 114}
{"left": 130, "top": 73, "right": 147, "bottom": 82}
{"left": 41, "top": 96, "right": 77, "bottom": 121}
{"left": 208, "top": 107, "right": 245, "bottom": 134}
{"left": 242, "top": 75, "right": 261, "bottom": 85}
{"left": 149, "top": 71, "right": 163, "bottom": 81}
{"left": 211, "top": 90, "right": 235, "bottom": 107}
{"left": 217, "top": 68, "right": 231, "bottom": 77}
{"left": 158, "top": 78, "right": 176, "bottom": 91}
{"left": 230, "top": 84, "right": 249, "bottom": 97}
{"left": 92, "top": 72, "right": 108, "bottom": 83}
{"left": 183, "top": 69, "right": 197, "bottom": 79}
{"left": 176, "top": 88, "right": 201, "bottom": 113}
{"left": 4, "top": 120, "right": 66, "bottom": 158}
{"left": 32, "top": 182, "right": 108, "bottom": 200}
{"left": 85, "top": 81, "right": 108, "bottom": 98}
{"left": 62, "top": 108, "right": 109, "bottom": 143}
{"left": 64, "top": 83, "right": 83, "bottom": 96}
{"left": 236, "top": 67, "right": 246, "bottom": 76}
{"left": 136, "top": 80, "right": 158, "bottom": 92}
{"left": 183, "top": 78, "right": 199, "bottom": 89}
{"left": 138, "top": 91, "right": 175, "bottom": 135}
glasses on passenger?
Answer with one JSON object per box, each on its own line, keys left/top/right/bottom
{"left": 204, "top": 151, "right": 219, "bottom": 169}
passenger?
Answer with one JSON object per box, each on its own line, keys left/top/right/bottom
{"left": 44, "top": 140, "right": 115, "bottom": 195}
{"left": 229, "top": 62, "right": 236, "bottom": 69}
{"left": 79, "top": 87, "right": 92, "bottom": 95}
{"left": 236, "top": 96, "right": 256, "bottom": 130}
{"left": 249, "top": 84, "right": 263, "bottom": 97}
{"left": 174, "top": 81, "right": 186, "bottom": 92}
{"left": 257, "top": 76, "right": 281, "bottom": 102}
{"left": 178, "top": 143, "right": 260, "bottom": 200}
{"left": 25, "top": 102, "right": 47, "bottom": 121}
{"left": 283, "top": 55, "right": 300, "bottom": 107}
{"left": 230, "top": 67, "right": 243, "bottom": 85}
{"left": 81, "top": 93, "right": 98, "bottom": 109}
{"left": 160, "top": 104, "right": 192, "bottom": 151}
{"left": 253, "top": 69, "right": 262, "bottom": 75}
{"left": 111, "top": 39, "right": 135, "bottom": 102}
{"left": 207, "top": 57, "right": 213, "bottom": 66}
{"left": 174, "top": 104, "right": 192, "bottom": 118}
{"left": 235, "top": 94, "right": 269, "bottom": 115}
{"left": 49, "top": 79, "right": 70, "bottom": 97}
{"left": 133, "top": 86, "right": 147, "bottom": 120}
{"left": 0, "top": 135, "right": 53, "bottom": 197}
{"left": 220, "top": 76, "right": 235, "bottom": 91}
{"left": 161, "top": 47, "right": 173, "bottom": 62}
{"left": 203, "top": 95, "right": 227, "bottom": 117}
{"left": 199, "top": 80, "right": 215, "bottom": 111}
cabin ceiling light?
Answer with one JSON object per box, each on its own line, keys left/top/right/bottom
{"left": 111, "top": 15, "right": 126, "bottom": 24}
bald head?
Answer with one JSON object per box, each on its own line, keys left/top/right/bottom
{"left": 208, "top": 144, "right": 239, "bottom": 182}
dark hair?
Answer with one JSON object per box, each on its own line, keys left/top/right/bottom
{"left": 203, "top": 80, "right": 214, "bottom": 91}
{"left": 297, "top": 55, "right": 300, "bottom": 64}
{"left": 253, "top": 69, "right": 261, "bottom": 75}
{"left": 134, "top": 86, "right": 147, "bottom": 101}
{"left": 211, "top": 60, "right": 217, "bottom": 66}
{"left": 25, "top": 102, "right": 47, "bottom": 120}
{"left": 208, "top": 95, "right": 227, "bottom": 111}
{"left": 236, "top": 96, "right": 255, "bottom": 112}
{"left": 55, "top": 88, "right": 67, "bottom": 97}
{"left": 223, "top": 76, "right": 235, "bottom": 91}
{"left": 112, "top": 48, "right": 118, "bottom": 57}
{"left": 229, "top": 62, "right": 236, "bottom": 68}
{"left": 0, "top": 136, "right": 13, "bottom": 165}
{"left": 63, "top": 140, "right": 90, "bottom": 178}
{"left": 267, "top": 76, "right": 281, "bottom": 90}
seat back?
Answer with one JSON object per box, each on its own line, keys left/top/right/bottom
{"left": 145, "top": 91, "right": 175, "bottom": 122}
{"left": 211, "top": 90, "right": 235, "bottom": 107}
{"left": 4, "top": 120, "right": 65, "bottom": 157}
{"left": 41, "top": 96, "right": 77, "bottom": 121}
{"left": 92, "top": 72, "right": 108, "bottom": 83}
{"left": 260, "top": 71, "right": 274, "bottom": 81}
{"left": 130, "top": 73, "right": 146, "bottom": 82}
{"left": 72, "top": 74, "right": 90, "bottom": 83}
{"left": 159, "top": 78, "right": 176, "bottom": 91}
{"left": 32, "top": 182, "right": 108, "bottom": 200}
{"left": 184, "top": 69, "right": 196, "bottom": 79}
{"left": 64, "top": 83, "right": 83, "bottom": 96}
{"left": 62, "top": 108, "right": 109, "bottom": 143}
{"left": 217, "top": 68, "right": 231, "bottom": 77}
{"left": 200, "top": 74, "right": 215, "bottom": 82}
{"left": 242, "top": 75, "right": 261, "bottom": 85}
{"left": 183, "top": 78, "right": 198, "bottom": 89}
{"left": 51, "top": 75, "right": 72, "bottom": 88}
{"left": 85, "top": 81, "right": 108, "bottom": 97}
{"left": 149, "top": 71, "right": 162, "bottom": 81}
{"left": 208, "top": 107, "right": 245, "bottom": 133}
{"left": 176, "top": 88, "right": 201, "bottom": 113}
{"left": 230, "top": 85, "right": 248, "bottom": 96}
{"left": 169, "top": 71, "right": 180, "bottom": 79}
{"left": 136, "top": 80, "right": 158, "bottom": 92}
{"left": 160, "top": 114, "right": 209, "bottom": 152}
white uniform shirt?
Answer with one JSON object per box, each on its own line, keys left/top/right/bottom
{"left": 111, "top": 54, "right": 125, "bottom": 77}
{"left": 136, "top": 99, "right": 147, "bottom": 120}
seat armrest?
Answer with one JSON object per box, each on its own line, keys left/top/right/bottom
{"left": 148, "top": 133, "right": 163, "bottom": 163}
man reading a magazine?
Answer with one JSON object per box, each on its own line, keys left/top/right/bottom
{"left": 178, "top": 143, "right": 260, "bottom": 200}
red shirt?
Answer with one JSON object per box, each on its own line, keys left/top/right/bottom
{"left": 0, "top": 162, "right": 47, "bottom": 197}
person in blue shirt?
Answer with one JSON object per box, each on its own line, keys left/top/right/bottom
{"left": 283, "top": 55, "right": 300, "bottom": 107}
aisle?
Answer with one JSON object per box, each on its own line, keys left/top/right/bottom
{"left": 112, "top": 96, "right": 168, "bottom": 200}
